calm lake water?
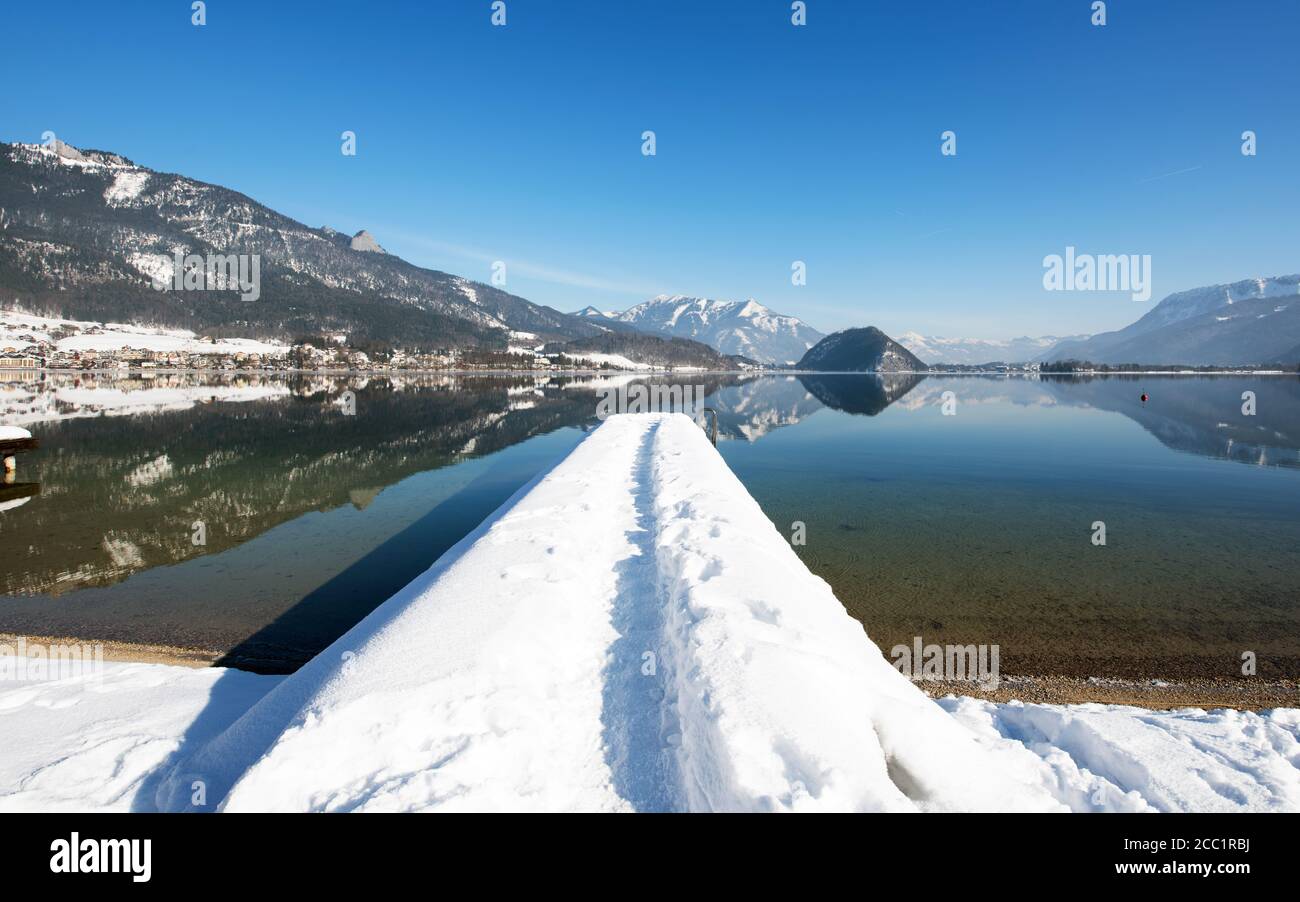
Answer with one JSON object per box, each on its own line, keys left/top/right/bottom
{"left": 2, "top": 371, "right": 1298, "bottom": 680}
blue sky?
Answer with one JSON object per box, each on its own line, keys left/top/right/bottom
{"left": 4, "top": 0, "right": 1297, "bottom": 339}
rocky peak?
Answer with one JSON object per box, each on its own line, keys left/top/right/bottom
{"left": 350, "top": 230, "right": 387, "bottom": 254}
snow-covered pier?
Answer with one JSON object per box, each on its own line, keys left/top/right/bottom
{"left": 153, "top": 414, "right": 1063, "bottom": 812}
{"left": 1, "top": 414, "right": 1297, "bottom": 812}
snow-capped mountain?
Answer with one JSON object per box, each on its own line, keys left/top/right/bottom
{"left": 578, "top": 295, "right": 824, "bottom": 365}
{"left": 898, "top": 332, "right": 1090, "bottom": 366}
{"left": 0, "top": 141, "right": 601, "bottom": 348}
{"left": 1042, "top": 275, "right": 1300, "bottom": 365}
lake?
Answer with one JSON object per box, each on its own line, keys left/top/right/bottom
{"left": 2, "top": 371, "right": 1298, "bottom": 684}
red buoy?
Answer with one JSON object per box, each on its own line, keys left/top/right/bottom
{"left": 1140, "top": 393, "right": 1149, "bottom": 403}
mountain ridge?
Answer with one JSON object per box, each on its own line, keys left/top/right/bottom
{"left": 1042, "top": 275, "right": 1300, "bottom": 365}
{"left": 899, "top": 331, "right": 1091, "bottom": 365}
{"left": 577, "top": 294, "right": 823, "bottom": 365}
{"left": 0, "top": 141, "right": 602, "bottom": 350}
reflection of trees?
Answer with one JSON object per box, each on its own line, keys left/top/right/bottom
{"left": 0, "top": 375, "right": 602, "bottom": 596}
{"left": 0, "top": 371, "right": 945, "bottom": 598}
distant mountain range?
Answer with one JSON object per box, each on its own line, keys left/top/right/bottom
{"left": 796, "top": 327, "right": 925, "bottom": 372}
{"left": 898, "top": 332, "right": 1090, "bottom": 366}
{"left": 1041, "top": 276, "right": 1300, "bottom": 366}
{"left": 4, "top": 142, "right": 1295, "bottom": 369}
{"left": 573, "top": 295, "right": 823, "bottom": 365}
{"left": 0, "top": 140, "right": 606, "bottom": 350}
{"left": 897, "top": 275, "right": 1300, "bottom": 367}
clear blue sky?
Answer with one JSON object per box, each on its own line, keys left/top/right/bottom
{"left": 4, "top": 1, "right": 1297, "bottom": 339}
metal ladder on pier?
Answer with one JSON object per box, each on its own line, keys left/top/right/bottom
{"left": 698, "top": 407, "right": 718, "bottom": 446}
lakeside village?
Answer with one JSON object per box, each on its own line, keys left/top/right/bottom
{"left": 0, "top": 339, "right": 670, "bottom": 374}
{"left": 2, "top": 342, "right": 1292, "bottom": 377}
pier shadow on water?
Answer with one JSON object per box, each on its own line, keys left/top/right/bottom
{"left": 213, "top": 454, "right": 556, "bottom": 673}
{"left": 132, "top": 446, "right": 579, "bottom": 810}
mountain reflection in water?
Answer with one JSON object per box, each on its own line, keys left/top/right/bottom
{"left": 2, "top": 371, "right": 1298, "bottom": 677}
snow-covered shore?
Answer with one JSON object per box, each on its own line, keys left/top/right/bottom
{"left": 0, "top": 414, "right": 1296, "bottom": 812}
{"left": 0, "top": 309, "right": 287, "bottom": 357}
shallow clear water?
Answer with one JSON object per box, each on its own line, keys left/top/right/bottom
{"left": 2, "top": 371, "right": 1298, "bottom": 679}
{"left": 718, "top": 374, "right": 1300, "bottom": 680}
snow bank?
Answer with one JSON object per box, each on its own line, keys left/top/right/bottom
{"left": 0, "top": 659, "right": 279, "bottom": 812}
{"left": 941, "top": 697, "right": 1300, "bottom": 812}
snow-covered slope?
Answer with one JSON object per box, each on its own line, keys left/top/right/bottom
{"left": 0, "top": 309, "right": 288, "bottom": 356}
{"left": 0, "top": 660, "right": 279, "bottom": 812}
{"left": 587, "top": 296, "right": 823, "bottom": 366}
{"left": 2, "top": 654, "right": 1296, "bottom": 812}
{"left": 898, "top": 332, "right": 1089, "bottom": 366}
{"left": 943, "top": 697, "right": 1300, "bottom": 812}
{"left": 0, "top": 141, "right": 599, "bottom": 347}
{"left": 1043, "top": 275, "right": 1300, "bottom": 365}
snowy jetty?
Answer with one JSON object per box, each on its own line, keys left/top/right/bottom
{"left": 1, "top": 414, "right": 1297, "bottom": 812}
{"left": 157, "top": 414, "right": 1061, "bottom": 812}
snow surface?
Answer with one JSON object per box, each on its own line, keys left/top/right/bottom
{"left": 568, "top": 351, "right": 656, "bottom": 371}
{"left": 941, "top": 697, "right": 1300, "bottom": 812}
{"left": 0, "top": 309, "right": 288, "bottom": 357}
{"left": 0, "top": 414, "right": 1296, "bottom": 812}
{"left": 104, "top": 171, "right": 150, "bottom": 205}
{"left": 0, "top": 425, "right": 32, "bottom": 441}
{"left": 0, "top": 661, "right": 278, "bottom": 812}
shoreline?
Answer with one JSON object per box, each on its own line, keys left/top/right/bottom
{"left": 0, "top": 632, "right": 220, "bottom": 669}
{"left": 918, "top": 674, "right": 1299, "bottom": 711}
{"left": 5, "top": 630, "right": 1294, "bottom": 710}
